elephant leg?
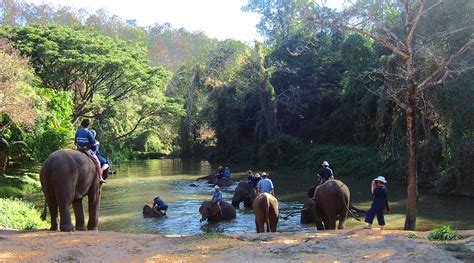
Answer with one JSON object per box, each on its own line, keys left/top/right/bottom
{"left": 87, "top": 190, "right": 100, "bottom": 230}
{"left": 338, "top": 210, "right": 348, "bottom": 229}
{"left": 269, "top": 209, "right": 278, "bottom": 232}
{"left": 47, "top": 198, "right": 59, "bottom": 231}
{"left": 326, "top": 216, "right": 336, "bottom": 230}
{"left": 255, "top": 217, "right": 264, "bottom": 233}
{"left": 72, "top": 199, "right": 86, "bottom": 231}
{"left": 315, "top": 221, "right": 324, "bottom": 230}
{"left": 58, "top": 199, "right": 74, "bottom": 232}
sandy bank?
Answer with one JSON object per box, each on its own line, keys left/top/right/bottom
{"left": 1, "top": 229, "right": 473, "bottom": 262}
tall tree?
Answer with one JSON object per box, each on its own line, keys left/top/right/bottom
{"left": 301, "top": 0, "right": 474, "bottom": 229}
{"left": 3, "top": 24, "right": 169, "bottom": 122}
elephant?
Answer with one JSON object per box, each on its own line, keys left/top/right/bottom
{"left": 300, "top": 179, "right": 353, "bottom": 230}
{"left": 231, "top": 180, "right": 257, "bottom": 209}
{"left": 142, "top": 204, "right": 165, "bottom": 218}
{"left": 196, "top": 174, "right": 234, "bottom": 186}
{"left": 199, "top": 201, "right": 236, "bottom": 222}
{"left": 40, "top": 149, "right": 105, "bottom": 232}
{"left": 302, "top": 183, "right": 366, "bottom": 226}
{"left": 253, "top": 193, "right": 279, "bottom": 233}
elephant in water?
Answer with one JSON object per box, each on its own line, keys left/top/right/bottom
{"left": 302, "top": 183, "right": 365, "bottom": 225}
{"left": 231, "top": 180, "right": 257, "bottom": 209}
{"left": 142, "top": 204, "right": 165, "bottom": 218}
{"left": 253, "top": 193, "right": 279, "bottom": 233}
{"left": 301, "top": 179, "right": 351, "bottom": 230}
{"left": 199, "top": 201, "right": 236, "bottom": 222}
{"left": 195, "top": 174, "right": 233, "bottom": 187}
{"left": 40, "top": 150, "right": 105, "bottom": 231}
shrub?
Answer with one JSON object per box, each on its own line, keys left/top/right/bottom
{"left": 0, "top": 198, "right": 48, "bottom": 230}
{"left": 428, "top": 225, "right": 462, "bottom": 241}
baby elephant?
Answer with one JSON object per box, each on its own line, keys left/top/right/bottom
{"left": 253, "top": 193, "right": 279, "bottom": 233}
{"left": 199, "top": 201, "right": 236, "bottom": 222}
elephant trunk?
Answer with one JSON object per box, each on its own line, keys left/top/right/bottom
{"left": 232, "top": 201, "right": 240, "bottom": 209}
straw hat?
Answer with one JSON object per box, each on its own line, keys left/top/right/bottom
{"left": 322, "top": 161, "right": 329, "bottom": 166}
{"left": 214, "top": 185, "right": 220, "bottom": 190}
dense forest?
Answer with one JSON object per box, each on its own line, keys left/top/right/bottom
{"left": 1, "top": 0, "right": 473, "bottom": 229}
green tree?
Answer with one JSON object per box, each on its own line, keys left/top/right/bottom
{"left": 301, "top": 0, "right": 474, "bottom": 229}
{"left": 2, "top": 24, "right": 170, "bottom": 122}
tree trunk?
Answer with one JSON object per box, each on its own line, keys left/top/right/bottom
{"left": 404, "top": 86, "right": 418, "bottom": 230}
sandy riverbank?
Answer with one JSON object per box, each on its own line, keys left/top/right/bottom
{"left": 1, "top": 229, "right": 473, "bottom": 262}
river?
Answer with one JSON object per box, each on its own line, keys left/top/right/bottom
{"left": 96, "top": 159, "right": 474, "bottom": 234}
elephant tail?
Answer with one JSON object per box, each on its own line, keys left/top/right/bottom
{"left": 341, "top": 195, "right": 360, "bottom": 221}
{"left": 265, "top": 197, "right": 271, "bottom": 232}
{"left": 40, "top": 199, "right": 47, "bottom": 221}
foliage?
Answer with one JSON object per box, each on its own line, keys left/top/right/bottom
{"left": 428, "top": 225, "right": 463, "bottom": 241}
{"left": 0, "top": 38, "right": 38, "bottom": 127}
{"left": 293, "top": 143, "right": 403, "bottom": 179}
{"left": 0, "top": 173, "right": 42, "bottom": 198}
{"left": 0, "top": 198, "right": 48, "bottom": 230}
{"left": 2, "top": 24, "right": 170, "bottom": 122}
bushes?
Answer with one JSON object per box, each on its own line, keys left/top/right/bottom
{"left": 428, "top": 225, "right": 463, "bottom": 241}
{"left": 256, "top": 134, "right": 302, "bottom": 167}
{"left": 0, "top": 173, "right": 41, "bottom": 198}
{"left": 293, "top": 143, "right": 403, "bottom": 179}
{"left": 0, "top": 198, "right": 48, "bottom": 230}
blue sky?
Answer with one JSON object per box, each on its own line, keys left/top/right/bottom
{"left": 26, "top": 0, "right": 343, "bottom": 43}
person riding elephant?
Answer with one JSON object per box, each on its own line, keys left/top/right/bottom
{"left": 74, "top": 119, "right": 105, "bottom": 183}
{"left": 231, "top": 180, "right": 257, "bottom": 209}
{"left": 253, "top": 193, "right": 279, "bottom": 233}
{"left": 196, "top": 172, "right": 234, "bottom": 186}
{"left": 40, "top": 149, "right": 106, "bottom": 231}
{"left": 199, "top": 200, "right": 236, "bottom": 222}
{"left": 317, "top": 161, "right": 334, "bottom": 185}
{"left": 304, "top": 179, "right": 352, "bottom": 230}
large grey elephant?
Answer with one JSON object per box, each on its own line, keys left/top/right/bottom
{"left": 231, "top": 180, "right": 256, "bottom": 209}
{"left": 253, "top": 193, "right": 279, "bottom": 233}
{"left": 300, "top": 179, "right": 351, "bottom": 230}
{"left": 40, "top": 150, "right": 105, "bottom": 231}
{"left": 301, "top": 183, "right": 365, "bottom": 226}
{"left": 196, "top": 174, "right": 234, "bottom": 186}
{"left": 199, "top": 201, "right": 236, "bottom": 222}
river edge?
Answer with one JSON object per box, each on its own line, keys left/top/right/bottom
{"left": 1, "top": 229, "right": 473, "bottom": 262}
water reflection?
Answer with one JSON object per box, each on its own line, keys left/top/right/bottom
{"left": 98, "top": 159, "right": 474, "bottom": 234}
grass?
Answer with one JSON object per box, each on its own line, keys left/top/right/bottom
{"left": 428, "top": 225, "right": 463, "bottom": 241}
{"left": 0, "top": 173, "right": 42, "bottom": 198}
{"left": 0, "top": 198, "right": 48, "bottom": 230}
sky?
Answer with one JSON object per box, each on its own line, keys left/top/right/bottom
{"left": 26, "top": 0, "right": 343, "bottom": 43}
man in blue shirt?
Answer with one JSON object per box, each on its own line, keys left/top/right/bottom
{"left": 364, "top": 176, "right": 390, "bottom": 230}
{"left": 212, "top": 185, "right": 223, "bottom": 215}
{"left": 317, "top": 161, "right": 333, "bottom": 184}
{"left": 74, "top": 119, "right": 105, "bottom": 183}
{"left": 256, "top": 172, "right": 274, "bottom": 196}
{"left": 153, "top": 196, "right": 168, "bottom": 215}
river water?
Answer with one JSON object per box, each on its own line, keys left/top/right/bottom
{"left": 98, "top": 159, "right": 474, "bottom": 234}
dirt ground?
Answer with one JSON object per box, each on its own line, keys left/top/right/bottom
{"left": 1, "top": 228, "right": 473, "bottom": 262}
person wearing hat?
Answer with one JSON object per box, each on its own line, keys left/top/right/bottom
{"left": 247, "top": 170, "right": 260, "bottom": 188}
{"left": 364, "top": 176, "right": 390, "bottom": 230}
{"left": 256, "top": 172, "right": 274, "bottom": 196}
{"left": 317, "top": 161, "right": 334, "bottom": 184}
{"left": 212, "top": 185, "right": 223, "bottom": 215}
{"left": 153, "top": 196, "right": 168, "bottom": 215}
